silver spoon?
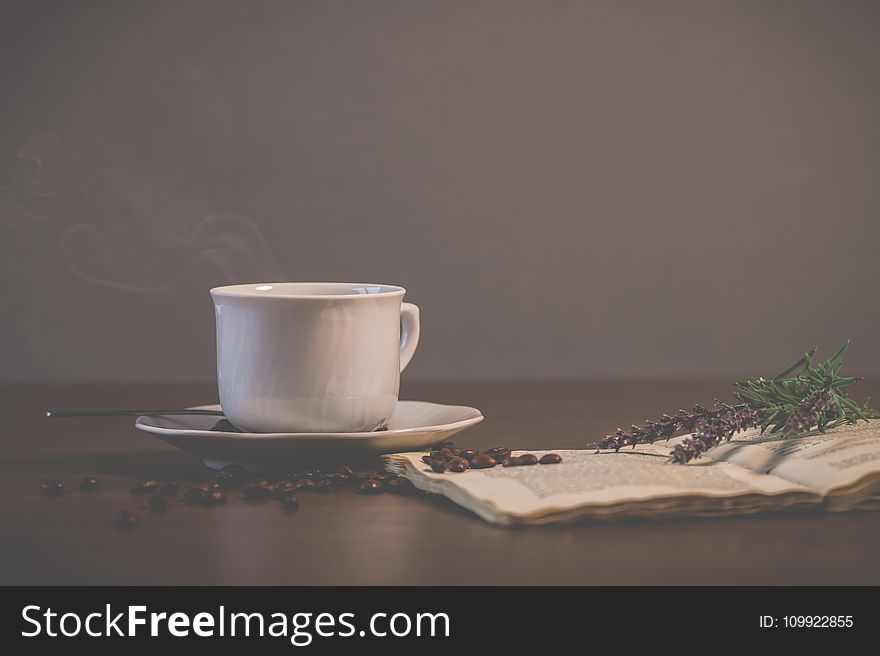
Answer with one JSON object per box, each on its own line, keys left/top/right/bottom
{"left": 45, "top": 409, "right": 225, "bottom": 418}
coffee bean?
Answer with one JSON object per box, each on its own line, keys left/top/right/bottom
{"left": 486, "top": 447, "right": 512, "bottom": 462}
{"left": 130, "top": 479, "right": 158, "bottom": 494}
{"left": 215, "top": 465, "right": 249, "bottom": 488}
{"left": 280, "top": 494, "right": 299, "bottom": 511}
{"left": 273, "top": 480, "right": 297, "bottom": 495}
{"left": 470, "top": 454, "right": 497, "bottom": 469}
{"left": 40, "top": 480, "right": 63, "bottom": 496}
{"left": 504, "top": 454, "right": 538, "bottom": 466}
{"left": 386, "top": 477, "right": 415, "bottom": 494}
{"left": 158, "top": 482, "right": 180, "bottom": 496}
{"left": 459, "top": 450, "right": 480, "bottom": 462}
{"left": 203, "top": 490, "right": 227, "bottom": 506}
{"left": 78, "top": 477, "right": 99, "bottom": 492}
{"left": 148, "top": 494, "right": 168, "bottom": 511}
{"left": 539, "top": 453, "right": 563, "bottom": 465}
{"left": 429, "top": 459, "right": 448, "bottom": 473}
{"left": 325, "top": 472, "right": 352, "bottom": 487}
{"left": 340, "top": 466, "right": 356, "bottom": 477}
{"left": 446, "top": 456, "right": 470, "bottom": 472}
{"left": 243, "top": 481, "right": 274, "bottom": 500}
{"left": 314, "top": 478, "right": 333, "bottom": 492}
{"left": 291, "top": 471, "right": 320, "bottom": 481}
{"left": 293, "top": 478, "right": 317, "bottom": 491}
{"left": 183, "top": 486, "right": 208, "bottom": 503}
{"left": 359, "top": 479, "right": 384, "bottom": 494}
{"left": 113, "top": 510, "right": 138, "bottom": 530}
{"left": 421, "top": 455, "right": 436, "bottom": 465}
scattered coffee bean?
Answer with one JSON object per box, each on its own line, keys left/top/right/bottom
{"left": 243, "top": 481, "right": 274, "bottom": 500}
{"left": 359, "top": 479, "right": 384, "bottom": 494}
{"left": 148, "top": 494, "right": 168, "bottom": 511}
{"left": 470, "top": 454, "right": 497, "bottom": 469}
{"left": 130, "top": 479, "right": 158, "bottom": 494}
{"left": 40, "top": 480, "right": 63, "bottom": 496}
{"left": 504, "top": 453, "right": 539, "bottom": 466}
{"left": 113, "top": 510, "right": 138, "bottom": 530}
{"left": 324, "top": 472, "right": 352, "bottom": 487}
{"left": 294, "top": 478, "right": 317, "bottom": 491}
{"left": 183, "top": 486, "right": 208, "bottom": 504}
{"left": 203, "top": 490, "right": 227, "bottom": 506}
{"left": 78, "top": 477, "right": 99, "bottom": 492}
{"left": 386, "top": 477, "right": 415, "bottom": 494}
{"left": 273, "top": 480, "right": 297, "bottom": 495}
{"left": 291, "top": 471, "right": 321, "bottom": 481}
{"left": 446, "top": 456, "right": 470, "bottom": 472}
{"left": 60, "top": 451, "right": 468, "bottom": 519}
{"left": 421, "top": 454, "right": 436, "bottom": 465}
{"left": 539, "top": 453, "right": 563, "bottom": 465}
{"left": 485, "top": 447, "right": 511, "bottom": 462}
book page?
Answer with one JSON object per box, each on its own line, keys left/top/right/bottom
{"left": 700, "top": 420, "right": 880, "bottom": 499}
{"left": 385, "top": 448, "right": 817, "bottom": 526}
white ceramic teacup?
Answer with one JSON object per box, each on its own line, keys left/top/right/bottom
{"left": 210, "top": 282, "right": 420, "bottom": 433}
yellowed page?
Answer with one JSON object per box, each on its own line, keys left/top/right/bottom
{"left": 385, "top": 447, "right": 817, "bottom": 526}
{"left": 702, "top": 420, "right": 880, "bottom": 498}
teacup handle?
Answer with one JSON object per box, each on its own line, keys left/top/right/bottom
{"left": 399, "top": 302, "right": 420, "bottom": 372}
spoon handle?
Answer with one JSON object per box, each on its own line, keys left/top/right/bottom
{"left": 45, "top": 409, "right": 225, "bottom": 418}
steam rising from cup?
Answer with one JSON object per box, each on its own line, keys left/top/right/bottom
{"left": 5, "top": 131, "right": 285, "bottom": 293}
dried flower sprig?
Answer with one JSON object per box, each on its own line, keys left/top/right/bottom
{"left": 598, "top": 341, "right": 878, "bottom": 464}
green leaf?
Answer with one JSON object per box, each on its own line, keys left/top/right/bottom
{"left": 824, "top": 340, "right": 851, "bottom": 370}
{"left": 772, "top": 347, "right": 818, "bottom": 381}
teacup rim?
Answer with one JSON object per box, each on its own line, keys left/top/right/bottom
{"left": 210, "top": 282, "right": 406, "bottom": 300}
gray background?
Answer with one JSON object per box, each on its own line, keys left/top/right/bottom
{"left": 2, "top": 0, "right": 879, "bottom": 384}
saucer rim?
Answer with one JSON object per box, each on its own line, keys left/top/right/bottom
{"left": 135, "top": 400, "right": 484, "bottom": 441}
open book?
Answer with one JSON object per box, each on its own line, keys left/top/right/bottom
{"left": 383, "top": 420, "right": 880, "bottom": 525}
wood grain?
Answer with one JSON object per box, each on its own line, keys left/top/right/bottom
{"left": 2, "top": 381, "right": 878, "bottom": 585}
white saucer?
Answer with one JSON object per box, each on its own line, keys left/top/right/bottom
{"left": 135, "top": 401, "right": 483, "bottom": 471}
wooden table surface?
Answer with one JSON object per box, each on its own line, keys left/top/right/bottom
{"left": 2, "top": 380, "right": 879, "bottom": 585}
